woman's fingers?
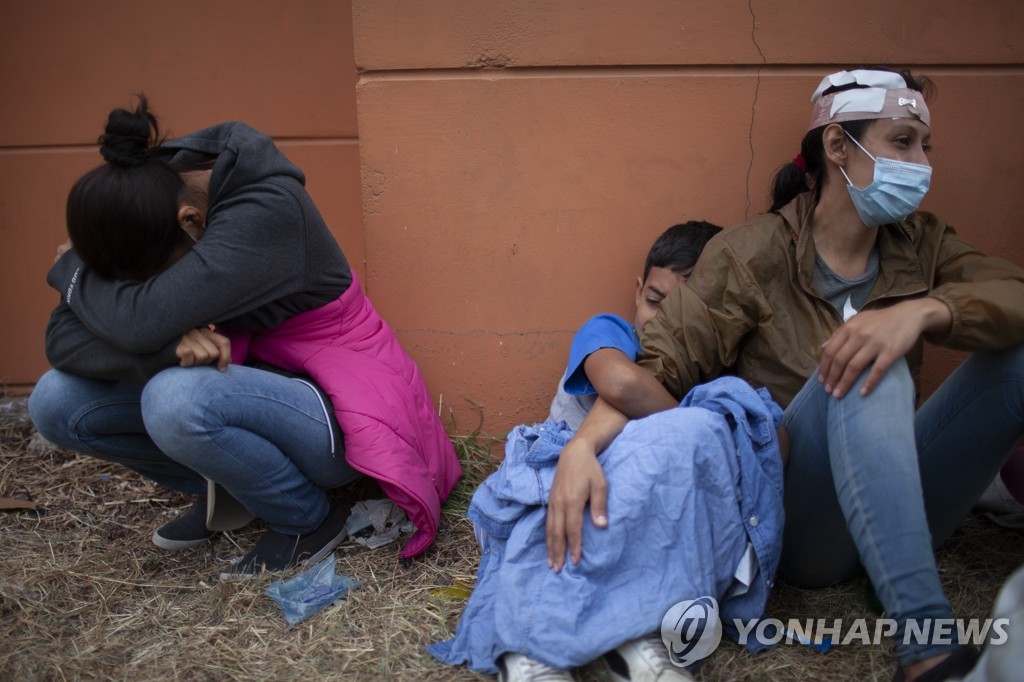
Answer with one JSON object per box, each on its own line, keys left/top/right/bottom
{"left": 819, "top": 302, "right": 930, "bottom": 398}
{"left": 200, "top": 327, "right": 232, "bottom": 371}
{"left": 175, "top": 327, "right": 231, "bottom": 370}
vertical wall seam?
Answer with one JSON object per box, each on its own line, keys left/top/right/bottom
{"left": 745, "top": 0, "right": 766, "bottom": 220}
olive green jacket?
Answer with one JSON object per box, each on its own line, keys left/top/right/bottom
{"left": 638, "top": 193, "right": 1024, "bottom": 408}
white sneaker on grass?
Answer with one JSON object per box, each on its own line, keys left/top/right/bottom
{"left": 603, "top": 634, "right": 696, "bottom": 681}
{"left": 497, "top": 652, "right": 574, "bottom": 681}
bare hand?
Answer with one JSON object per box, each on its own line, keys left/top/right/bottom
{"left": 545, "top": 438, "right": 608, "bottom": 572}
{"left": 176, "top": 326, "right": 232, "bottom": 371}
{"left": 818, "top": 298, "right": 950, "bottom": 399}
{"left": 55, "top": 239, "right": 73, "bottom": 263}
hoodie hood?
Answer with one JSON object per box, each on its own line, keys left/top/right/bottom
{"left": 160, "top": 122, "right": 305, "bottom": 208}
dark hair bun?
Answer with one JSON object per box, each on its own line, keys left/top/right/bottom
{"left": 98, "top": 94, "right": 161, "bottom": 167}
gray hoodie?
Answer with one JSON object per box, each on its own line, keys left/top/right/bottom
{"left": 44, "top": 122, "right": 351, "bottom": 382}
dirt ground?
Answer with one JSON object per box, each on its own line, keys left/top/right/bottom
{"left": 2, "top": 395, "right": 1021, "bottom": 681}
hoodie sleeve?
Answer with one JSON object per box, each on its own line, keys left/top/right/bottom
{"left": 44, "top": 298, "right": 179, "bottom": 383}
{"left": 48, "top": 180, "right": 312, "bottom": 354}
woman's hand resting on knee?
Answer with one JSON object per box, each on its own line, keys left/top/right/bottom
{"left": 818, "top": 298, "right": 951, "bottom": 400}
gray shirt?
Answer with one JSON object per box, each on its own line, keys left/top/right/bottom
{"left": 812, "top": 247, "right": 880, "bottom": 321}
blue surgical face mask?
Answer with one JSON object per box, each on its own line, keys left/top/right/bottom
{"left": 840, "top": 131, "right": 932, "bottom": 228}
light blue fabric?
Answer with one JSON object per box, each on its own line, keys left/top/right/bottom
{"left": 429, "top": 376, "right": 784, "bottom": 673}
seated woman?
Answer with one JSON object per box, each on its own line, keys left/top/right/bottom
{"left": 29, "top": 97, "right": 462, "bottom": 574}
{"left": 546, "top": 69, "right": 1024, "bottom": 682}
{"left": 431, "top": 222, "right": 788, "bottom": 681}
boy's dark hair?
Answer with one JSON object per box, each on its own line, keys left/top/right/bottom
{"left": 643, "top": 220, "right": 723, "bottom": 281}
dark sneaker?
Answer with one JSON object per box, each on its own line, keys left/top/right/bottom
{"left": 892, "top": 646, "right": 979, "bottom": 682}
{"left": 152, "top": 495, "right": 215, "bottom": 550}
{"left": 226, "top": 505, "right": 347, "bottom": 576}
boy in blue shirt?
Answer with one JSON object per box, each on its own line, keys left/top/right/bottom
{"left": 433, "top": 221, "right": 732, "bottom": 682}
{"left": 547, "top": 221, "right": 722, "bottom": 432}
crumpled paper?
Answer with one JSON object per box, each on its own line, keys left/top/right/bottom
{"left": 265, "top": 554, "right": 364, "bottom": 627}
{"left": 344, "top": 499, "right": 416, "bottom": 549}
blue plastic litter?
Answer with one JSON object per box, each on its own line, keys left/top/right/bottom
{"left": 265, "top": 554, "right": 364, "bottom": 627}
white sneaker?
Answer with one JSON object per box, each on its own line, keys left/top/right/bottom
{"left": 604, "top": 634, "right": 695, "bottom": 681}
{"left": 497, "top": 652, "right": 574, "bottom": 681}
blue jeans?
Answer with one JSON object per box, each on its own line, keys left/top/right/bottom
{"left": 28, "top": 365, "right": 361, "bottom": 535}
{"left": 779, "top": 345, "right": 1024, "bottom": 664}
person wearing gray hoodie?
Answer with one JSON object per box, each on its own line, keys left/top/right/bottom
{"left": 30, "top": 97, "right": 376, "bottom": 575}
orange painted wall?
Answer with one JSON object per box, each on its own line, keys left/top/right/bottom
{"left": 0, "top": 1, "right": 362, "bottom": 390}
{"left": 353, "top": 1, "right": 1024, "bottom": 433}
{"left": 4, "top": 2, "right": 1023, "bottom": 440}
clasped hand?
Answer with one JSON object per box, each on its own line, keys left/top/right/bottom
{"left": 176, "top": 325, "right": 232, "bottom": 371}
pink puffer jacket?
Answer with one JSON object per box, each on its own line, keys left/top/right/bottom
{"left": 228, "top": 274, "right": 461, "bottom": 558}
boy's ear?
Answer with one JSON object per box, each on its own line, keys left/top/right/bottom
{"left": 634, "top": 275, "right": 644, "bottom": 304}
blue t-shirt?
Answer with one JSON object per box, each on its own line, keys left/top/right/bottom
{"left": 546, "top": 314, "right": 640, "bottom": 430}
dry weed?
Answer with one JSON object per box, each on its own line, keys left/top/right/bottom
{"left": 1, "top": 396, "right": 1021, "bottom": 681}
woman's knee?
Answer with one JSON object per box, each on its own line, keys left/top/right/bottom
{"left": 866, "top": 356, "right": 914, "bottom": 399}
{"left": 141, "top": 366, "right": 220, "bottom": 447}
{"left": 28, "top": 370, "right": 86, "bottom": 445}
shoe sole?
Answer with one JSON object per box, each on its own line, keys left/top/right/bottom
{"left": 151, "top": 530, "right": 216, "bottom": 551}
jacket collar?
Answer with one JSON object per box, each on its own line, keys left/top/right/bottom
{"left": 777, "top": 193, "right": 928, "bottom": 300}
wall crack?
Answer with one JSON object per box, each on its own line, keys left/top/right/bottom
{"left": 745, "top": 0, "right": 767, "bottom": 219}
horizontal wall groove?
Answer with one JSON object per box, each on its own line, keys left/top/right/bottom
{"left": 0, "top": 137, "right": 359, "bottom": 154}
{"left": 358, "top": 63, "right": 1024, "bottom": 81}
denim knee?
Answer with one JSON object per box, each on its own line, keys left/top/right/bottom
{"left": 28, "top": 370, "right": 79, "bottom": 447}
{"left": 865, "top": 355, "right": 914, "bottom": 402}
{"left": 140, "top": 366, "right": 217, "bottom": 453}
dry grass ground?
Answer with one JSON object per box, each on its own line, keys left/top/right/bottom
{"left": 1, "top": 395, "right": 1021, "bottom": 681}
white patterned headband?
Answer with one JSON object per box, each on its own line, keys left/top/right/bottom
{"left": 808, "top": 69, "right": 930, "bottom": 131}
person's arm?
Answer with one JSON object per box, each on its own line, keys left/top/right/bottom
{"left": 638, "top": 239, "right": 762, "bottom": 400}
{"left": 44, "top": 299, "right": 180, "bottom": 383}
{"left": 47, "top": 183, "right": 308, "bottom": 353}
{"left": 582, "top": 348, "right": 679, "bottom": 418}
{"left": 926, "top": 223, "right": 1024, "bottom": 350}
{"left": 545, "top": 397, "right": 629, "bottom": 572}
{"left": 817, "top": 297, "right": 950, "bottom": 399}
{"left": 820, "top": 223, "right": 1024, "bottom": 399}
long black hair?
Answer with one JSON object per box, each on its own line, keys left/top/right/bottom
{"left": 66, "top": 95, "right": 208, "bottom": 280}
{"left": 768, "top": 69, "right": 935, "bottom": 213}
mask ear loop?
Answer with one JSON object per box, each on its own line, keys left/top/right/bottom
{"left": 183, "top": 223, "right": 205, "bottom": 244}
{"left": 839, "top": 131, "right": 876, "bottom": 189}
{"left": 844, "top": 130, "right": 877, "bottom": 162}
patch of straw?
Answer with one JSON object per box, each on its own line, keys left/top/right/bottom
{"left": 1, "top": 395, "right": 1021, "bottom": 681}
